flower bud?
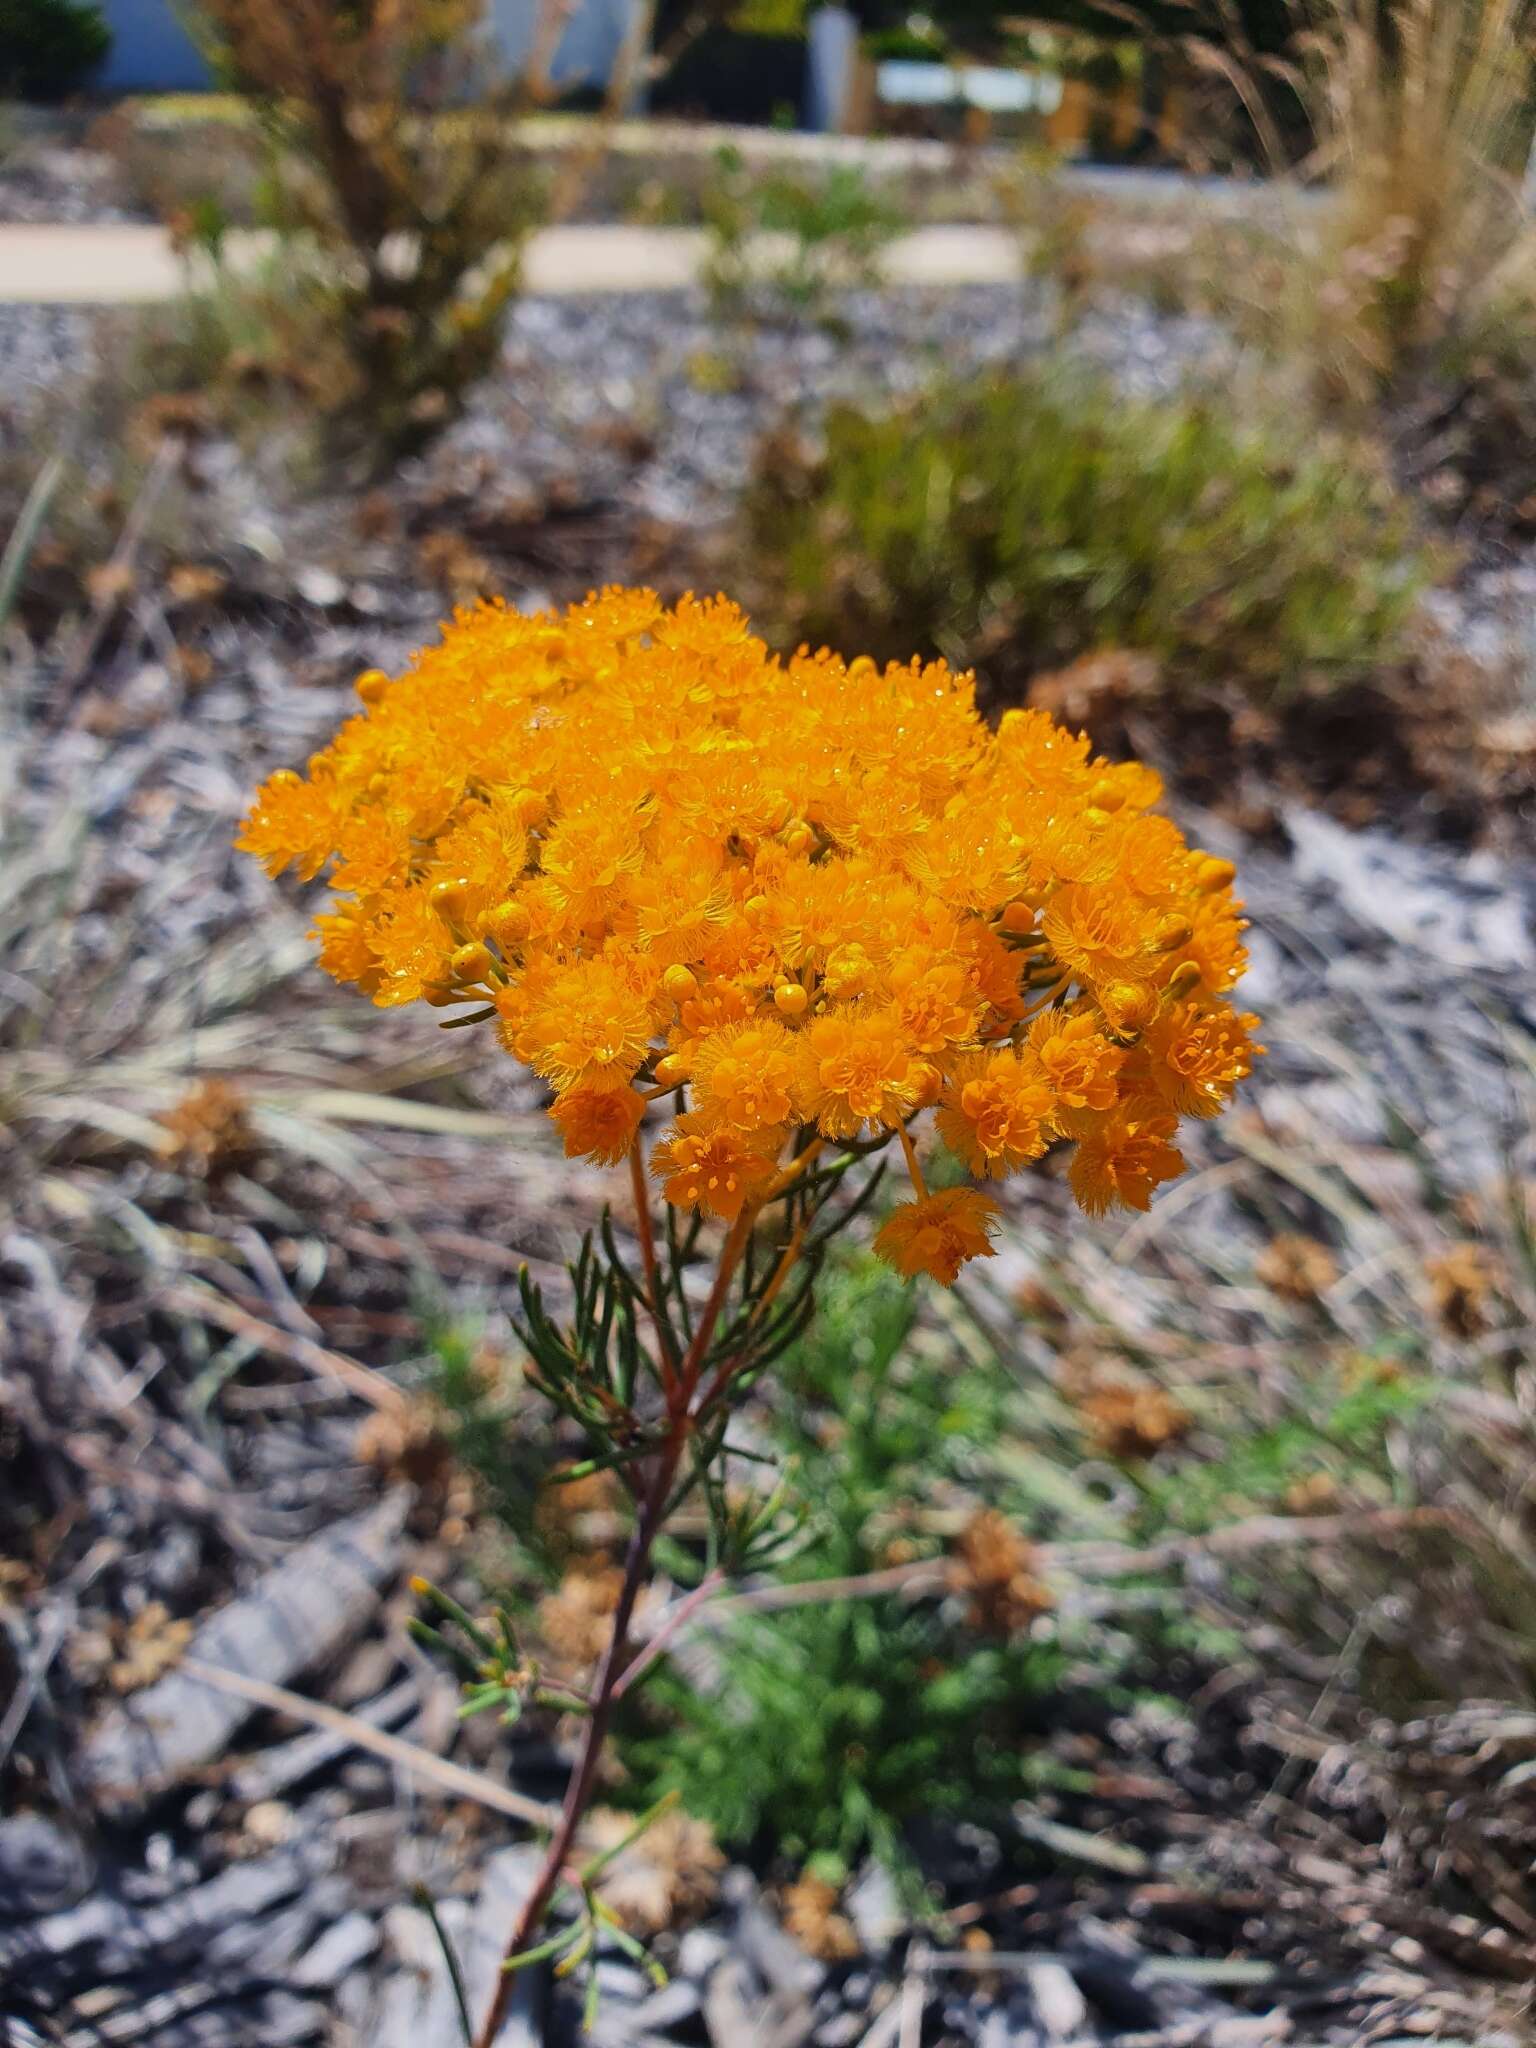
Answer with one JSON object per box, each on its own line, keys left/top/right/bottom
{"left": 773, "top": 981, "right": 809, "bottom": 1017}
{"left": 653, "top": 1053, "right": 688, "bottom": 1087}
{"left": 823, "top": 944, "right": 870, "bottom": 998}
{"left": 450, "top": 941, "right": 493, "bottom": 984}
{"left": 909, "top": 1061, "right": 942, "bottom": 1109}
{"left": 1152, "top": 916, "right": 1194, "bottom": 953}
{"left": 1165, "top": 960, "right": 1203, "bottom": 1003}
{"left": 430, "top": 878, "right": 472, "bottom": 924}
{"left": 663, "top": 964, "right": 698, "bottom": 1002}
{"left": 998, "top": 901, "right": 1037, "bottom": 937}
{"left": 487, "top": 898, "right": 531, "bottom": 947}
{"left": 355, "top": 668, "right": 390, "bottom": 706}
{"left": 1195, "top": 856, "right": 1236, "bottom": 893}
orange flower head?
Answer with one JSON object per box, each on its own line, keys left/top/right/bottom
{"left": 691, "top": 1020, "right": 807, "bottom": 1131}
{"left": 550, "top": 1081, "right": 647, "bottom": 1166}
{"left": 1143, "top": 1002, "right": 1264, "bottom": 1119}
{"left": 1027, "top": 1008, "right": 1124, "bottom": 1121}
{"left": 1068, "top": 1107, "right": 1187, "bottom": 1218}
{"left": 936, "top": 1050, "right": 1053, "bottom": 1178}
{"left": 653, "top": 1113, "right": 782, "bottom": 1222}
{"left": 874, "top": 1188, "right": 1001, "bottom": 1286}
{"left": 801, "top": 1004, "right": 920, "bottom": 1139}
{"left": 237, "top": 589, "right": 1256, "bottom": 1234}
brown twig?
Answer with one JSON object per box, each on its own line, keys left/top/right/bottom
{"left": 612, "top": 1565, "right": 726, "bottom": 1701}
{"left": 159, "top": 1283, "right": 408, "bottom": 1412}
{"left": 180, "top": 1658, "right": 560, "bottom": 1828}
{"left": 648, "top": 1503, "right": 1498, "bottom": 1643}
{"left": 472, "top": 1181, "right": 794, "bottom": 2043}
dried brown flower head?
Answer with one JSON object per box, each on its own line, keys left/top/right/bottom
{"left": 1079, "top": 1381, "right": 1191, "bottom": 1462}
{"left": 109, "top": 1601, "right": 193, "bottom": 1694}
{"left": 536, "top": 1557, "right": 626, "bottom": 1672}
{"left": 1285, "top": 1470, "right": 1341, "bottom": 1516}
{"left": 157, "top": 1076, "right": 257, "bottom": 1182}
{"left": 782, "top": 1872, "right": 860, "bottom": 1960}
{"left": 1427, "top": 1242, "right": 1504, "bottom": 1338}
{"left": 166, "top": 563, "right": 230, "bottom": 609}
{"left": 948, "top": 1508, "right": 1053, "bottom": 1638}
{"left": 582, "top": 1808, "right": 725, "bottom": 1936}
{"left": 534, "top": 1464, "right": 622, "bottom": 1559}
{"left": 353, "top": 1399, "right": 458, "bottom": 1496}
{"left": 1256, "top": 1232, "right": 1339, "bottom": 1303}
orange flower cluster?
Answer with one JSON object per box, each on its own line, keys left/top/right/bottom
{"left": 240, "top": 590, "right": 1259, "bottom": 1284}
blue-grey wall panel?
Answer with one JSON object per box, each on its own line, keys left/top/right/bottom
{"left": 97, "top": 0, "right": 212, "bottom": 91}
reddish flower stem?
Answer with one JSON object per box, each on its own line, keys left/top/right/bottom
{"left": 628, "top": 1138, "right": 680, "bottom": 1392}
{"left": 473, "top": 1164, "right": 818, "bottom": 2046}
{"left": 471, "top": 1432, "right": 681, "bottom": 2048}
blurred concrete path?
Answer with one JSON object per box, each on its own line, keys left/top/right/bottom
{"left": 0, "top": 159, "right": 1308, "bottom": 304}
{"left": 0, "top": 220, "right": 1035, "bottom": 304}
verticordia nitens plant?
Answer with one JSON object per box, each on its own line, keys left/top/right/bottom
{"left": 239, "top": 588, "right": 1260, "bottom": 2040}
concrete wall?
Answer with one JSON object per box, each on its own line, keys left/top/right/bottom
{"left": 95, "top": 0, "right": 642, "bottom": 95}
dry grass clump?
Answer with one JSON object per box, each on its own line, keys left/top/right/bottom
{"left": 1295, "top": 0, "right": 1536, "bottom": 401}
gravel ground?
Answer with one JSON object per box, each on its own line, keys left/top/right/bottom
{"left": 467, "top": 284, "right": 1230, "bottom": 531}
{"left": 0, "top": 302, "right": 105, "bottom": 418}
{"left": 0, "top": 141, "right": 150, "bottom": 227}
{"left": 6, "top": 273, "right": 1536, "bottom": 732}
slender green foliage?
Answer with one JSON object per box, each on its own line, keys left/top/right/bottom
{"left": 747, "top": 364, "right": 1431, "bottom": 703}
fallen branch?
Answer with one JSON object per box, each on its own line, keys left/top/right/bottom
{"left": 648, "top": 1503, "right": 1492, "bottom": 1645}
{"left": 159, "top": 1283, "right": 408, "bottom": 1412}
{"left": 180, "top": 1657, "right": 560, "bottom": 1830}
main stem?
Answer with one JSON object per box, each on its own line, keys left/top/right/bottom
{"left": 471, "top": 1438, "right": 679, "bottom": 2048}
{"left": 471, "top": 1190, "right": 766, "bottom": 2047}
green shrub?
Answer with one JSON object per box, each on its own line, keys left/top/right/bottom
{"left": 746, "top": 366, "right": 1432, "bottom": 702}
{"left": 0, "top": 0, "right": 110, "bottom": 99}
{"left": 619, "top": 1257, "right": 1070, "bottom": 1876}
{"left": 702, "top": 146, "right": 902, "bottom": 330}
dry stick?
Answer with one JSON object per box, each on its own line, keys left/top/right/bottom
{"left": 612, "top": 1565, "right": 726, "bottom": 1702}
{"left": 180, "top": 1658, "right": 559, "bottom": 1828}
{"left": 640, "top": 1502, "right": 1494, "bottom": 1644}
{"left": 159, "top": 1283, "right": 408, "bottom": 1413}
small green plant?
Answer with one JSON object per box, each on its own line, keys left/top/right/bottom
{"left": 701, "top": 146, "right": 902, "bottom": 330}
{"left": 0, "top": 0, "right": 110, "bottom": 99}
{"left": 619, "top": 1256, "right": 1068, "bottom": 1877}
{"left": 747, "top": 364, "right": 1431, "bottom": 702}
{"left": 1130, "top": 1354, "right": 1434, "bottom": 1539}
